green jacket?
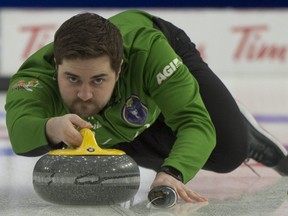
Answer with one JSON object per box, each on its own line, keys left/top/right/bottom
{"left": 5, "top": 10, "right": 216, "bottom": 183}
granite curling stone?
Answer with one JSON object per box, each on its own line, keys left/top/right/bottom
{"left": 33, "top": 128, "right": 140, "bottom": 205}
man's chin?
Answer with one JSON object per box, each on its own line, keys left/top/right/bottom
{"left": 71, "top": 109, "right": 99, "bottom": 118}
{"left": 79, "top": 112, "right": 98, "bottom": 118}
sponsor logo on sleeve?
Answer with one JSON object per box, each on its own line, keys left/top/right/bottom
{"left": 156, "top": 58, "right": 183, "bottom": 85}
{"left": 12, "top": 79, "right": 43, "bottom": 91}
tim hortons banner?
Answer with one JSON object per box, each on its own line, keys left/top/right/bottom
{"left": 0, "top": 9, "right": 288, "bottom": 76}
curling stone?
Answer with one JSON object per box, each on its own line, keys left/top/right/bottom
{"left": 33, "top": 128, "right": 140, "bottom": 205}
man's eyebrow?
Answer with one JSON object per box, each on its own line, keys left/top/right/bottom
{"left": 64, "top": 71, "right": 79, "bottom": 77}
{"left": 90, "top": 74, "right": 109, "bottom": 79}
{"left": 64, "top": 71, "right": 108, "bottom": 79}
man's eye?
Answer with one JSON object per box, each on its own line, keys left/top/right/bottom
{"left": 94, "top": 78, "right": 103, "bottom": 85}
{"left": 68, "top": 76, "right": 78, "bottom": 83}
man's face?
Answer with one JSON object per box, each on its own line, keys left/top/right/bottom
{"left": 57, "top": 56, "right": 119, "bottom": 117}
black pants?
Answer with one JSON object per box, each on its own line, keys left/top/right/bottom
{"left": 117, "top": 17, "right": 249, "bottom": 174}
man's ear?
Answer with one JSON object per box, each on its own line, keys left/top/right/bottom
{"left": 53, "top": 58, "right": 59, "bottom": 80}
{"left": 54, "top": 58, "right": 58, "bottom": 70}
{"left": 116, "top": 59, "right": 124, "bottom": 80}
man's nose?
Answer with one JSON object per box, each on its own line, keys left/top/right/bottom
{"left": 77, "top": 85, "right": 93, "bottom": 101}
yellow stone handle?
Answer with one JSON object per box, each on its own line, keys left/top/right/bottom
{"left": 48, "top": 128, "right": 126, "bottom": 156}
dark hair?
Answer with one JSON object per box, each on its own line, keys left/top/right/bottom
{"left": 54, "top": 12, "right": 123, "bottom": 72}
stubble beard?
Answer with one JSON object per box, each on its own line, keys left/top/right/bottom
{"left": 69, "top": 100, "right": 104, "bottom": 118}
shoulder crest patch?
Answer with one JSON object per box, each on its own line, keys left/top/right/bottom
{"left": 121, "top": 95, "right": 148, "bottom": 126}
